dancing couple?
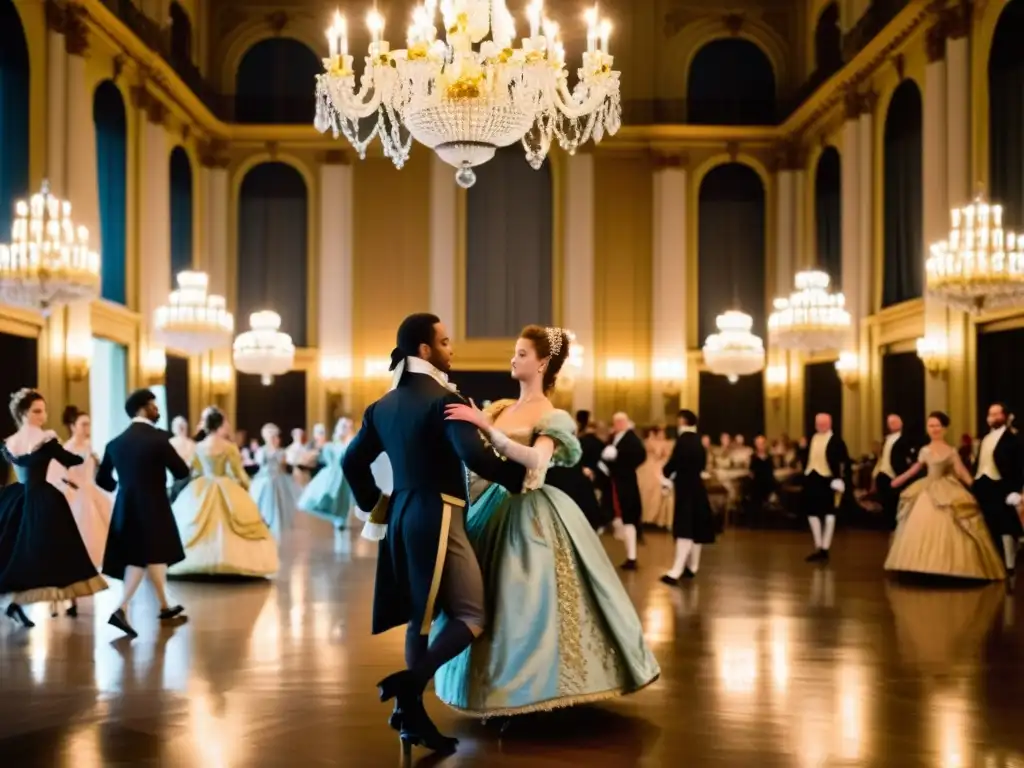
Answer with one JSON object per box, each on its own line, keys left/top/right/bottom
{"left": 343, "top": 313, "right": 659, "bottom": 755}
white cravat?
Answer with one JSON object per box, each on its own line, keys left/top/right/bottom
{"left": 976, "top": 426, "right": 1006, "bottom": 480}
{"left": 805, "top": 432, "right": 833, "bottom": 477}
{"left": 393, "top": 356, "right": 456, "bottom": 392}
{"left": 873, "top": 432, "right": 900, "bottom": 478}
{"left": 131, "top": 417, "right": 154, "bottom": 426}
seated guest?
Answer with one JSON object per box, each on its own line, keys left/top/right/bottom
{"left": 746, "top": 435, "right": 777, "bottom": 525}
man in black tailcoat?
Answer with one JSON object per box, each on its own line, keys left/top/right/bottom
{"left": 800, "top": 412, "right": 851, "bottom": 562}
{"left": 659, "top": 409, "right": 715, "bottom": 584}
{"left": 97, "top": 389, "right": 191, "bottom": 638}
{"left": 342, "top": 313, "right": 526, "bottom": 755}
{"left": 598, "top": 411, "right": 646, "bottom": 569}
{"left": 873, "top": 413, "right": 918, "bottom": 531}
{"left": 973, "top": 402, "right": 1024, "bottom": 573}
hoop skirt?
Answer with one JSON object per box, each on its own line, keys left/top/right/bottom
{"left": 249, "top": 447, "right": 296, "bottom": 541}
{"left": 434, "top": 409, "right": 660, "bottom": 717}
{"left": 884, "top": 447, "right": 1005, "bottom": 580}
{"left": 0, "top": 437, "right": 107, "bottom": 604}
{"left": 297, "top": 441, "right": 353, "bottom": 528}
{"left": 169, "top": 443, "right": 279, "bottom": 577}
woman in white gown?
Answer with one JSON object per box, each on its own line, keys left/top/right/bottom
{"left": 169, "top": 408, "right": 279, "bottom": 577}
{"left": 168, "top": 416, "right": 196, "bottom": 503}
{"left": 249, "top": 423, "right": 296, "bottom": 541}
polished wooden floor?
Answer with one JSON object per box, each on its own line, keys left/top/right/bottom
{"left": 3, "top": 517, "right": 1024, "bottom": 767}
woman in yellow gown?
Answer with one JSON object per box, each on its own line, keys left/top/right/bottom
{"left": 885, "top": 410, "right": 1004, "bottom": 581}
{"left": 169, "top": 408, "right": 279, "bottom": 577}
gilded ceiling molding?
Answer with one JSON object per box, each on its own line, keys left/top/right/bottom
{"left": 198, "top": 138, "right": 231, "bottom": 169}
{"left": 652, "top": 151, "right": 689, "bottom": 171}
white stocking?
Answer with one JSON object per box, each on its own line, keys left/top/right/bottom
{"left": 611, "top": 517, "right": 625, "bottom": 541}
{"left": 120, "top": 566, "right": 145, "bottom": 613}
{"left": 1003, "top": 536, "right": 1018, "bottom": 571}
{"left": 624, "top": 524, "right": 638, "bottom": 561}
{"left": 808, "top": 517, "right": 823, "bottom": 550}
{"left": 147, "top": 564, "right": 170, "bottom": 610}
{"left": 687, "top": 544, "right": 703, "bottom": 574}
{"left": 822, "top": 514, "right": 837, "bottom": 551}
{"left": 667, "top": 538, "right": 693, "bottom": 579}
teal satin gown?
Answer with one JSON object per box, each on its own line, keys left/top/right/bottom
{"left": 297, "top": 441, "right": 354, "bottom": 528}
{"left": 434, "top": 409, "right": 660, "bottom": 717}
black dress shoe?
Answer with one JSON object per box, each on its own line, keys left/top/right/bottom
{"left": 398, "top": 701, "right": 458, "bottom": 755}
{"left": 66, "top": 602, "right": 78, "bottom": 618}
{"left": 659, "top": 574, "right": 679, "bottom": 587}
{"left": 805, "top": 549, "right": 828, "bottom": 562}
{"left": 620, "top": 559, "right": 638, "bottom": 571}
{"left": 108, "top": 608, "right": 138, "bottom": 638}
{"left": 6, "top": 603, "right": 34, "bottom": 628}
{"left": 682, "top": 568, "right": 697, "bottom": 579}
{"left": 159, "top": 605, "right": 185, "bottom": 620}
{"left": 388, "top": 701, "right": 459, "bottom": 744}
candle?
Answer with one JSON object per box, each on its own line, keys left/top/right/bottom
{"left": 526, "top": 0, "right": 542, "bottom": 39}
{"left": 600, "top": 18, "right": 611, "bottom": 55}
{"left": 367, "top": 9, "right": 385, "bottom": 44}
{"left": 584, "top": 5, "right": 598, "bottom": 52}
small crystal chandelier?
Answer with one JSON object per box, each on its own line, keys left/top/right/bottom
{"left": 702, "top": 310, "right": 765, "bottom": 384}
{"left": 0, "top": 181, "right": 100, "bottom": 314}
{"left": 768, "top": 270, "right": 850, "bottom": 352}
{"left": 154, "top": 271, "right": 234, "bottom": 355}
{"left": 926, "top": 193, "right": 1024, "bottom": 312}
{"left": 315, "top": 0, "right": 621, "bottom": 188}
{"left": 233, "top": 310, "right": 296, "bottom": 385}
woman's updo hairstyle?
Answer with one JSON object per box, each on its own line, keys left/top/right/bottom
{"left": 520, "top": 325, "right": 570, "bottom": 393}
{"left": 203, "top": 406, "right": 226, "bottom": 435}
{"left": 928, "top": 410, "right": 951, "bottom": 428}
{"left": 9, "top": 388, "right": 44, "bottom": 426}
{"left": 62, "top": 405, "right": 84, "bottom": 434}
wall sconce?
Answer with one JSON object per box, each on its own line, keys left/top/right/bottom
{"left": 765, "top": 364, "right": 787, "bottom": 403}
{"left": 210, "top": 363, "right": 232, "bottom": 396}
{"left": 142, "top": 347, "right": 167, "bottom": 385}
{"left": 652, "top": 359, "right": 685, "bottom": 395}
{"left": 363, "top": 357, "right": 392, "bottom": 380}
{"left": 66, "top": 336, "right": 93, "bottom": 382}
{"left": 835, "top": 351, "right": 859, "bottom": 388}
{"left": 320, "top": 354, "right": 352, "bottom": 394}
{"left": 915, "top": 335, "right": 949, "bottom": 376}
{"left": 605, "top": 359, "right": 635, "bottom": 382}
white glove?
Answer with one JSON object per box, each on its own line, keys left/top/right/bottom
{"left": 597, "top": 461, "right": 610, "bottom": 476}
{"left": 1006, "top": 492, "right": 1022, "bottom": 507}
{"left": 700, "top": 471, "right": 711, "bottom": 480}
{"left": 830, "top": 479, "right": 845, "bottom": 493}
{"left": 601, "top": 445, "right": 618, "bottom": 462}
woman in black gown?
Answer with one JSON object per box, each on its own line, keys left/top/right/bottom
{"left": 0, "top": 388, "right": 107, "bottom": 628}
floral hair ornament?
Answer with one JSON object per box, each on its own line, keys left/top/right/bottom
{"left": 545, "top": 327, "right": 564, "bottom": 358}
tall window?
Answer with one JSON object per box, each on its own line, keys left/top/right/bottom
{"left": 235, "top": 39, "right": 321, "bottom": 124}
{"left": 93, "top": 81, "right": 128, "bottom": 305}
{"left": 882, "top": 80, "right": 923, "bottom": 307}
{"left": 169, "top": 147, "right": 193, "bottom": 282}
{"left": 815, "top": 146, "right": 842, "bottom": 286}
{"left": 687, "top": 39, "right": 776, "bottom": 125}
{"left": 0, "top": 0, "right": 30, "bottom": 240}
{"left": 990, "top": 0, "right": 1024, "bottom": 227}
{"left": 89, "top": 338, "right": 128, "bottom": 453}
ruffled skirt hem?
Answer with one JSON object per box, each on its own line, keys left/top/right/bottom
{"left": 9, "top": 574, "right": 108, "bottom": 604}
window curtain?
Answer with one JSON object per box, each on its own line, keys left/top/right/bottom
{"left": 687, "top": 39, "right": 777, "bottom": 125}
{"left": 803, "top": 361, "right": 843, "bottom": 438}
{"left": 235, "top": 370, "right": 307, "bottom": 441}
{"left": 698, "top": 163, "right": 767, "bottom": 341}
{"left": 465, "top": 145, "right": 553, "bottom": 338}
{"left": 0, "top": 332, "right": 37, "bottom": 436}
{"left": 815, "top": 147, "right": 842, "bottom": 287}
{"left": 235, "top": 39, "right": 321, "bottom": 124}
{"left": 169, "top": 147, "right": 193, "bottom": 282}
{"left": 881, "top": 351, "right": 925, "bottom": 438}
{"left": 977, "top": 328, "right": 1024, "bottom": 436}
{"left": 698, "top": 371, "right": 765, "bottom": 443}
{"left": 89, "top": 338, "right": 129, "bottom": 454}
{"left": 882, "top": 81, "right": 923, "bottom": 308}
{"left": 165, "top": 354, "right": 190, "bottom": 427}
{"left": 93, "top": 81, "right": 128, "bottom": 305}
{"left": 0, "top": 0, "right": 30, "bottom": 241}
{"left": 989, "top": 1, "right": 1024, "bottom": 228}
{"left": 237, "top": 162, "right": 308, "bottom": 346}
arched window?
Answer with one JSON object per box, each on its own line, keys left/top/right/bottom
{"left": 464, "top": 146, "right": 553, "bottom": 337}
{"left": 0, "top": 0, "right": 30, "bottom": 240}
{"left": 235, "top": 39, "right": 321, "bottom": 124}
{"left": 697, "top": 163, "right": 767, "bottom": 439}
{"left": 237, "top": 162, "right": 308, "bottom": 347}
{"left": 990, "top": 0, "right": 1024, "bottom": 227}
{"left": 169, "top": 147, "right": 193, "bottom": 282}
{"left": 814, "top": 146, "right": 842, "bottom": 286}
{"left": 93, "top": 81, "right": 128, "bottom": 305}
{"left": 168, "top": 1, "right": 192, "bottom": 66}
{"left": 882, "top": 80, "right": 923, "bottom": 308}
{"left": 814, "top": 3, "right": 843, "bottom": 76}
{"left": 687, "top": 39, "right": 776, "bottom": 125}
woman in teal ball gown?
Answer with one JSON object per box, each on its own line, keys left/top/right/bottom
{"left": 434, "top": 325, "right": 659, "bottom": 718}
{"left": 297, "top": 417, "right": 355, "bottom": 529}
{"left": 249, "top": 423, "right": 297, "bottom": 541}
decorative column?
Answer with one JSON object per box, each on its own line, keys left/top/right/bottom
{"left": 133, "top": 86, "right": 172, "bottom": 331}
{"left": 561, "top": 151, "right": 596, "bottom": 414}
{"left": 318, "top": 150, "right": 355, "bottom": 423}
{"left": 854, "top": 92, "right": 878, "bottom": 451}
{"left": 429, "top": 154, "right": 457, "bottom": 330}
{"left": 650, "top": 153, "right": 688, "bottom": 422}
{"left": 923, "top": 26, "right": 950, "bottom": 417}
{"left": 839, "top": 91, "right": 865, "bottom": 451}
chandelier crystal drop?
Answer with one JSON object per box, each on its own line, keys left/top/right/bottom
{"left": 768, "top": 270, "right": 850, "bottom": 352}
{"left": 702, "top": 310, "right": 765, "bottom": 384}
{"left": 0, "top": 181, "right": 100, "bottom": 314}
{"left": 154, "top": 271, "right": 234, "bottom": 355}
{"left": 233, "top": 311, "right": 296, "bottom": 385}
{"left": 314, "top": 0, "right": 621, "bottom": 187}
{"left": 925, "top": 193, "right": 1024, "bottom": 313}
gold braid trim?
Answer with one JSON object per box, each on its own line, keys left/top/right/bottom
{"left": 367, "top": 492, "right": 391, "bottom": 526}
{"left": 11, "top": 574, "right": 108, "bottom": 604}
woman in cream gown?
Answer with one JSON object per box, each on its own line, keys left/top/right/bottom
{"left": 249, "top": 423, "right": 296, "bottom": 541}
{"left": 170, "top": 408, "right": 279, "bottom": 577}
{"left": 434, "top": 326, "right": 660, "bottom": 718}
{"left": 638, "top": 426, "right": 673, "bottom": 528}
{"left": 885, "top": 410, "right": 1005, "bottom": 580}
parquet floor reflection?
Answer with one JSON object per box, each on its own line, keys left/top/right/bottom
{"left": 3, "top": 517, "right": 1024, "bottom": 767}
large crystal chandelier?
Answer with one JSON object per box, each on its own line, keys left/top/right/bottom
{"left": 0, "top": 181, "right": 100, "bottom": 314}
{"left": 233, "top": 311, "right": 295, "bottom": 385}
{"left": 314, "top": 0, "right": 621, "bottom": 188}
{"left": 768, "top": 270, "right": 850, "bottom": 352}
{"left": 154, "top": 271, "right": 234, "bottom": 355}
{"left": 702, "top": 310, "right": 765, "bottom": 383}
{"left": 926, "top": 193, "right": 1024, "bottom": 312}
